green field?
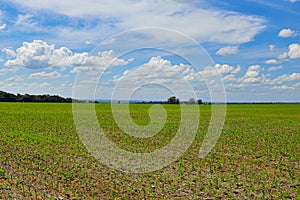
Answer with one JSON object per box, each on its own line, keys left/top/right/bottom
{"left": 0, "top": 103, "right": 299, "bottom": 199}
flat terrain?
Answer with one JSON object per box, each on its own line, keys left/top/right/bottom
{"left": 0, "top": 103, "right": 299, "bottom": 199}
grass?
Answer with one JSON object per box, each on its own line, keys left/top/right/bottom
{"left": 0, "top": 103, "right": 299, "bottom": 199}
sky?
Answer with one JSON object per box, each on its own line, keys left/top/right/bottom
{"left": 0, "top": 0, "right": 299, "bottom": 102}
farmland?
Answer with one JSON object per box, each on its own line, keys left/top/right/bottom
{"left": 0, "top": 103, "right": 299, "bottom": 199}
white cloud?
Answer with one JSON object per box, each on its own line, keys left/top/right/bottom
{"left": 268, "top": 66, "right": 283, "bottom": 71}
{"left": 288, "top": 43, "right": 300, "bottom": 59}
{"left": 2, "top": 48, "right": 16, "bottom": 57}
{"left": 39, "top": 82, "right": 51, "bottom": 87}
{"left": 216, "top": 46, "right": 238, "bottom": 56}
{"left": 85, "top": 40, "right": 93, "bottom": 45}
{"left": 14, "top": 14, "right": 43, "bottom": 32}
{"left": 69, "top": 50, "right": 131, "bottom": 73}
{"left": 4, "top": 40, "right": 130, "bottom": 71}
{"left": 173, "top": 63, "right": 241, "bottom": 83}
{"left": 244, "top": 65, "right": 261, "bottom": 77}
{"left": 5, "top": 40, "right": 55, "bottom": 69}
{"left": 60, "top": 82, "right": 73, "bottom": 88}
{"left": 209, "top": 63, "right": 300, "bottom": 91}
{"left": 289, "top": 0, "right": 299, "bottom": 3}
{"left": 0, "top": 67, "right": 18, "bottom": 74}
{"left": 116, "top": 56, "right": 181, "bottom": 84}
{"left": 29, "top": 71, "right": 61, "bottom": 79}
{"left": 70, "top": 66, "right": 93, "bottom": 74}
{"left": 269, "top": 44, "right": 275, "bottom": 52}
{"left": 11, "top": 0, "right": 266, "bottom": 44}
{"left": 0, "top": 23, "right": 6, "bottom": 30}
{"left": 275, "top": 73, "right": 300, "bottom": 83}
{"left": 48, "top": 47, "right": 73, "bottom": 67}
{"left": 242, "top": 65, "right": 265, "bottom": 83}
{"left": 111, "top": 56, "right": 198, "bottom": 100}
{"left": 102, "top": 38, "right": 117, "bottom": 45}
{"left": 278, "top": 52, "right": 288, "bottom": 60}
{"left": 265, "top": 59, "right": 278, "bottom": 64}
{"left": 272, "top": 85, "right": 293, "bottom": 90}
{"left": 6, "top": 76, "right": 24, "bottom": 82}
{"left": 16, "top": 14, "right": 33, "bottom": 25}
{"left": 0, "top": 10, "right": 6, "bottom": 30}
{"left": 52, "top": 25, "right": 116, "bottom": 49}
{"left": 60, "top": 53, "right": 300, "bottom": 100}
{"left": 215, "top": 64, "right": 241, "bottom": 75}
{"left": 278, "top": 28, "right": 297, "bottom": 37}
{"left": 276, "top": 43, "right": 300, "bottom": 61}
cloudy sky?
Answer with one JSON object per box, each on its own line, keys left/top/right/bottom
{"left": 0, "top": 0, "right": 299, "bottom": 102}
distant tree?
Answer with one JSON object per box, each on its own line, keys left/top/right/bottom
{"left": 23, "top": 94, "right": 32, "bottom": 102}
{"left": 167, "top": 96, "right": 179, "bottom": 104}
{"left": 167, "top": 96, "right": 175, "bottom": 104}
{"left": 197, "top": 99, "right": 203, "bottom": 104}
{"left": 188, "top": 98, "right": 196, "bottom": 104}
{"left": 0, "top": 91, "right": 16, "bottom": 102}
{"left": 16, "top": 93, "right": 22, "bottom": 101}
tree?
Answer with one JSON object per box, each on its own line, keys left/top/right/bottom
{"left": 197, "top": 99, "right": 203, "bottom": 104}
{"left": 167, "top": 96, "right": 179, "bottom": 104}
{"left": 188, "top": 98, "right": 196, "bottom": 104}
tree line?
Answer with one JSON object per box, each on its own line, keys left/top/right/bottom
{"left": 0, "top": 90, "right": 73, "bottom": 103}
{"left": 167, "top": 96, "right": 202, "bottom": 104}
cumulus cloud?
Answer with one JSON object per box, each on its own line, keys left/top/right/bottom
{"left": 276, "top": 43, "right": 300, "bottom": 61}
{"left": 29, "top": 71, "right": 61, "bottom": 79}
{"left": 94, "top": 55, "right": 299, "bottom": 100}
{"left": 111, "top": 56, "right": 199, "bottom": 100}
{"left": 113, "top": 57, "right": 225, "bottom": 98}
{"left": 244, "top": 65, "right": 261, "bottom": 77}
{"left": 215, "top": 64, "right": 241, "bottom": 75}
{"left": 115, "top": 56, "right": 189, "bottom": 84}
{"left": 5, "top": 40, "right": 54, "bottom": 69}
{"left": 215, "top": 64, "right": 299, "bottom": 89}
{"left": 216, "top": 46, "right": 238, "bottom": 56}
{"left": 112, "top": 57, "right": 300, "bottom": 97}
{"left": 2, "top": 48, "right": 16, "bottom": 57}
{"left": 114, "top": 57, "right": 237, "bottom": 92}
{"left": 70, "top": 51, "right": 131, "bottom": 73}
{"left": 11, "top": 0, "right": 266, "bottom": 44}
{"left": 275, "top": 73, "right": 300, "bottom": 83}
{"left": 289, "top": 0, "right": 299, "bottom": 3}
{"left": 288, "top": 43, "right": 300, "bottom": 59}
{"left": 4, "top": 40, "right": 130, "bottom": 71}
{"left": 174, "top": 63, "right": 241, "bottom": 83}
{"left": 265, "top": 59, "right": 278, "bottom": 64}
{"left": 242, "top": 65, "right": 265, "bottom": 83}
{"left": 278, "top": 28, "right": 297, "bottom": 37}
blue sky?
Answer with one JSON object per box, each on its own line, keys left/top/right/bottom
{"left": 0, "top": 0, "right": 299, "bottom": 102}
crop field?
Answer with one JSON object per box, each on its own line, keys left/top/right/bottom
{"left": 0, "top": 103, "right": 299, "bottom": 199}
